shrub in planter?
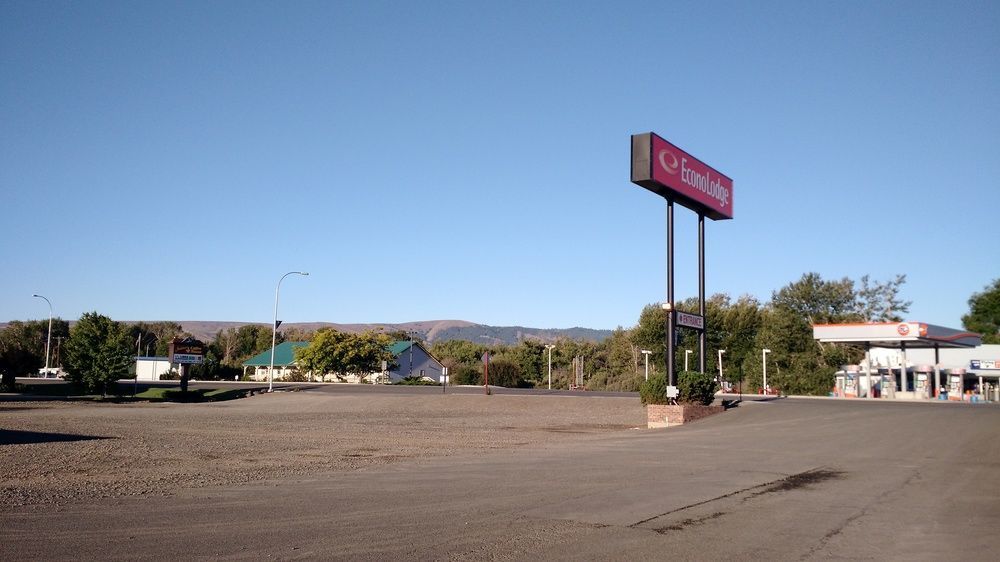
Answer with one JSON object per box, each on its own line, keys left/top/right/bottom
{"left": 640, "top": 371, "right": 718, "bottom": 406}
{"left": 677, "top": 370, "right": 718, "bottom": 405}
{"left": 639, "top": 373, "right": 668, "bottom": 405}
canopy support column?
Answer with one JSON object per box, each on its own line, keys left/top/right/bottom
{"left": 901, "top": 342, "right": 908, "bottom": 394}
{"left": 865, "top": 342, "right": 872, "bottom": 399}
{"left": 934, "top": 344, "right": 941, "bottom": 399}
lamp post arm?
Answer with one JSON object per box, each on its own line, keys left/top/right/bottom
{"left": 32, "top": 294, "right": 53, "bottom": 371}
{"left": 268, "top": 271, "right": 308, "bottom": 393}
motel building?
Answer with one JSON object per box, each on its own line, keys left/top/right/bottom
{"left": 813, "top": 322, "right": 999, "bottom": 402}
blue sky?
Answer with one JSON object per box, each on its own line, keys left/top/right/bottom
{"left": 2, "top": 1, "right": 998, "bottom": 330}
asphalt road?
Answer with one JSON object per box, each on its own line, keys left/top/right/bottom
{"left": 11, "top": 377, "right": 656, "bottom": 399}
{"left": 5, "top": 396, "right": 998, "bottom": 560}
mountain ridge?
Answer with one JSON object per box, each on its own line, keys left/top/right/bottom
{"left": 0, "top": 319, "right": 612, "bottom": 346}
{"left": 173, "top": 320, "right": 613, "bottom": 345}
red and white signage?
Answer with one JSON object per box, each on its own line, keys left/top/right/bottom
{"left": 631, "top": 132, "right": 734, "bottom": 220}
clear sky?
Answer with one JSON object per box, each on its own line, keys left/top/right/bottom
{"left": 2, "top": 1, "right": 998, "bottom": 330}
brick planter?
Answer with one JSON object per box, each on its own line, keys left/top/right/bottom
{"left": 647, "top": 403, "right": 725, "bottom": 428}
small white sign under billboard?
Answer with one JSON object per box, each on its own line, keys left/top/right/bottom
{"left": 676, "top": 312, "right": 705, "bottom": 330}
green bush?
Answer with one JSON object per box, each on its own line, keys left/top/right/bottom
{"left": 639, "top": 373, "right": 668, "bottom": 405}
{"left": 677, "top": 370, "right": 718, "bottom": 405}
{"left": 486, "top": 358, "right": 523, "bottom": 388}
{"left": 450, "top": 364, "right": 482, "bottom": 385}
{"left": 640, "top": 371, "right": 718, "bottom": 406}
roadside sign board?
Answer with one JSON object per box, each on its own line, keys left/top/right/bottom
{"left": 169, "top": 338, "right": 205, "bottom": 365}
{"left": 676, "top": 311, "right": 705, "bottom": 331}
{"left": 171, "top": 354, "right": 204, "bottom": 365}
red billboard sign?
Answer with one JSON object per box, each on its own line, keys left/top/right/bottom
{"left": 631, "top": 132, "right": 734, "bottom": 220}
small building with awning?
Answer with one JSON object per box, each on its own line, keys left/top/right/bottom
{"left": 242, "top": 341, "right": 309, "bottom": 381}
{"left": 813, "top": 322, "right": 982, "bottom": 400}
{"left": 241, "top": 340, "right": 444, "bottom": 384}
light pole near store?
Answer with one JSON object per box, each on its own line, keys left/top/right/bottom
{"left": 641, "top": 349, "right": 652, "bottom": 381}
{"left": 32, "top": 294, "right": 53, "bottom": 375}
{"left": 545, "top": 344, "right": 556, "bottom": 390}
{"left": 269, "top": 271, "right": 308, "bottom": 393}
{"left": 684, "top": 349, "right": 692, "bottom": 372}
{"left": 718, "top": 349, "right": 726, "bottom": 384}
{"left": 762, "top": 348, "right": 771, "bottom": 394}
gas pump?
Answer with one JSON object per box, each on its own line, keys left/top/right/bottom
{"left": 843, "top": 365, "right": 859, "bottom": 397}
{"left": 914, "top": 365, "right": 933, "bottom": 399}
{"left": 879, "top": 368, "right": 895, "bottom": 399}
{"left": 835, "top": 371, "right": 847, "bottom": 397}
{"left": 947, "top": 368, "right": 965, "bottom": 401}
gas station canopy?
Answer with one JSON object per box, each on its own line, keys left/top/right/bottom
{"left": 813, "top": 322, "right": 982, "bottom": 349}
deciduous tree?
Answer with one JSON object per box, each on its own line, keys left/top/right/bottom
{"left": 855, "top": 274, "right": 911, "bottom": 322}
{"left": 963, "top": 279, "right": 1000, "bottom": 344}
{"left": 64, "top": 312, "right": 133, "bottom": 395}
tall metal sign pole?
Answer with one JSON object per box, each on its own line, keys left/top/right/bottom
{"left": 699, "top": 214, "right": 706, "bottom": 374}
{"left": 666, "top": 201, "right": 676, "bottom": 386}
{"left": 631, "top": 132, "right": 734, "bottom": 389}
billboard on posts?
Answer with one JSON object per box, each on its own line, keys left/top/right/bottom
{"left": 169, "top": 337, "right": 206, "bottom": 365}
{"left": 631, "top": 132, "right": 734, "bottom": 220}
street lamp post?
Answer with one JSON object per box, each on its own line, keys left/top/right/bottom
{"left": 762, "top": 348, "right": 771, "bottom": 394}
{"left": 545, "top": 344, "right": 556, "bottom": 390}
{"left": 718, "top": 349, "right": 726, "bottom": 387}
{"left": 32, "top": 294, "right": 53, "bottom": 375}
{"left": 684, "top": 349, "right": 692, "bottom": 372}
{"left": 641, "top": 349, "right": 652, "bottom": 381}
{"left": 269, "top": 271, "right": 309, "bottom": 393}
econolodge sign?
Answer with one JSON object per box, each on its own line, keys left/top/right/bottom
{"left": 631, "top": 132, "right": 734, "bottom": 220}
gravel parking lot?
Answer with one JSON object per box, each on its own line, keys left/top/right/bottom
{"left": 5, "top": 392, "right": 999, "bottom": 560}
{"left": 0, "top": 390, "right": 646, "bottom": 510}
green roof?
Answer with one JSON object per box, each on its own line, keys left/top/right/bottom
{"left": 388, "top": 340, "right": 414, "bottom": 356}
{"left": 243, "top": 340, "right": 424, "bottom": 368}
{"left": 242, "top": 342, "right": 309, "bottom": 367}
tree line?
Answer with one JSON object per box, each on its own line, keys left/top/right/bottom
{"left": 430, "top": 274, "right": 997, "bottom": 394}
{"left": 2, "top": 275, "right": 997, "bottom": 394}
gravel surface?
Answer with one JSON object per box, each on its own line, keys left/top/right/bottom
{"left": 0, "top": 391, "right": 645, "bottom": 510}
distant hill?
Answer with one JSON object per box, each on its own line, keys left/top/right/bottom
{"left": 174, "top": 320, "right": 612, "bottom": 345}
{"left": 0, "top": 319, "right": 613, "bottom": 345}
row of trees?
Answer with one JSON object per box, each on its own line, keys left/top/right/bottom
{"left": 0, "top": 313, "right": 160, "bottom": 393}
{"left": 2, "top": 276, "right": 997, "bottom": 394}
{"left": 429, "top": 273, "right": 998, "bottom": 395}
{"left": 0, "top": 315, "right": 264, "bottom": 392}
